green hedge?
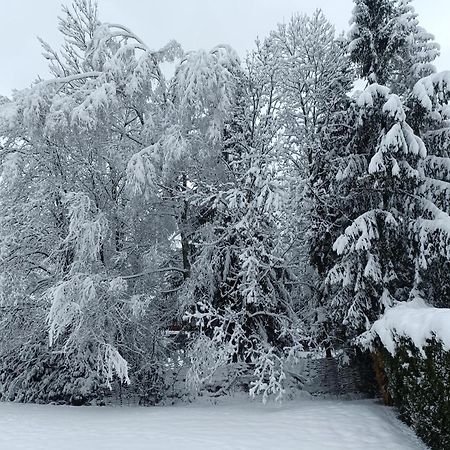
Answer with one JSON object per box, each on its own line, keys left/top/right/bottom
{"left": 378, "top": 337, "right": 450, "bottom": 450}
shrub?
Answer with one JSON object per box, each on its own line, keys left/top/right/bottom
{"left": 378, "top": 338, "right": 450, "bottom": 450}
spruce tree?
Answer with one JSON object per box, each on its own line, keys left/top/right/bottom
{"left": 323, "top": 0, "right": 442, "bottom": 346}
{"left": 348, "top": 0, "right": 438, "bottom": 92}
{"left": 408, "top": 72, "right": 450, "bottom": 308}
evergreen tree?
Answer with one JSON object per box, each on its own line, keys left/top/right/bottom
{"left": 327, "top": 85, "right": 425, "bottom": 340}
{"left": 349, "top": 0, "right": 439, "bottom": 92}
{"left": 323, "top": 0, "right": 448, "bottom": 349}
{"left": 408, "top": 71, "right": 450, "bottom": 308}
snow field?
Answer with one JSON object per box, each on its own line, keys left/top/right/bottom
{"left": 0, "top": 398, "right": 426, "bottom": 450}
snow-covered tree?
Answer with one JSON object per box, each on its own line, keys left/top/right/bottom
{"left": 127, "top": 44, "right": 242, "bottom": 287}
{"left": 323, "top": 0, "right": 448, "bottom": 347}
{"left": 0, "top": 0, "right": 183, "bottom": 402}
{"left": 349, "top": 0, "right": 439, "bottom": 92}
{"left": 179, "top": 48, "right": 304, "bottom": 400}
{"left": 327, "top": 85, "right": 425, "bottom": 339}
{"left": 407, "top": 72, "right": 450, "bottom": 308}
{"left": 268, "top": 10, "right": 353, "bottom": 170}
{"left": 2, "top": 0, "right": 450, "bottom": 407}
{"left": 244, "top": 12, "right": 354, "bottom": 353}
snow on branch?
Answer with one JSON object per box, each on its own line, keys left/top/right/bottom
{"left": 356, "top": 84, "right": 390, "bottom": 108}
{"left": 39, "top": 71, "right": 102, "bottom": 87}
{"left": 174, "top": 44, "right": 241, "bottom": 140}
{"left": 332, "top": 210, "right": 397, "bottom": 255}
{"left": 416, "top": 198, "right": 450, "bottom": 265}
{"left": 412, "top": 70, "right": 450, "bottom": 111}
{"left": 63, "top": 192, "right": 108, "bottom": 266}
{"left": 126, "top": 144, "right": 160, "bottom": 197}
{"left": 99, "top": 343, "right": 130, "bottom": 387}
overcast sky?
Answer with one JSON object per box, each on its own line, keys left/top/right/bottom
{"left": 1, "top": 0, "right": 449, "bottom": 96}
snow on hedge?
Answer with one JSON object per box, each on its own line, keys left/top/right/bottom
{"left": 360, "top": 298, "right": 450, "bottom": 355}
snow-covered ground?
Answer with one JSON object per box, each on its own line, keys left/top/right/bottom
{"left": 0, "top": 398, "right": 425, "bottom": 450}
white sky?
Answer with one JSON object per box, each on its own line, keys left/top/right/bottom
{"left": 0, "top": 0, "right": 449, "bottom": 96}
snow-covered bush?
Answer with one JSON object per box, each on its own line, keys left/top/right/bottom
{"left": 360, "top": 300, "right": 450, "bottom": 450}
{"left": 0, "top": 338, "right": 109, "bottom": 405}
{"left": 371, "top": 339, "right": 450, "bottom": 450}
